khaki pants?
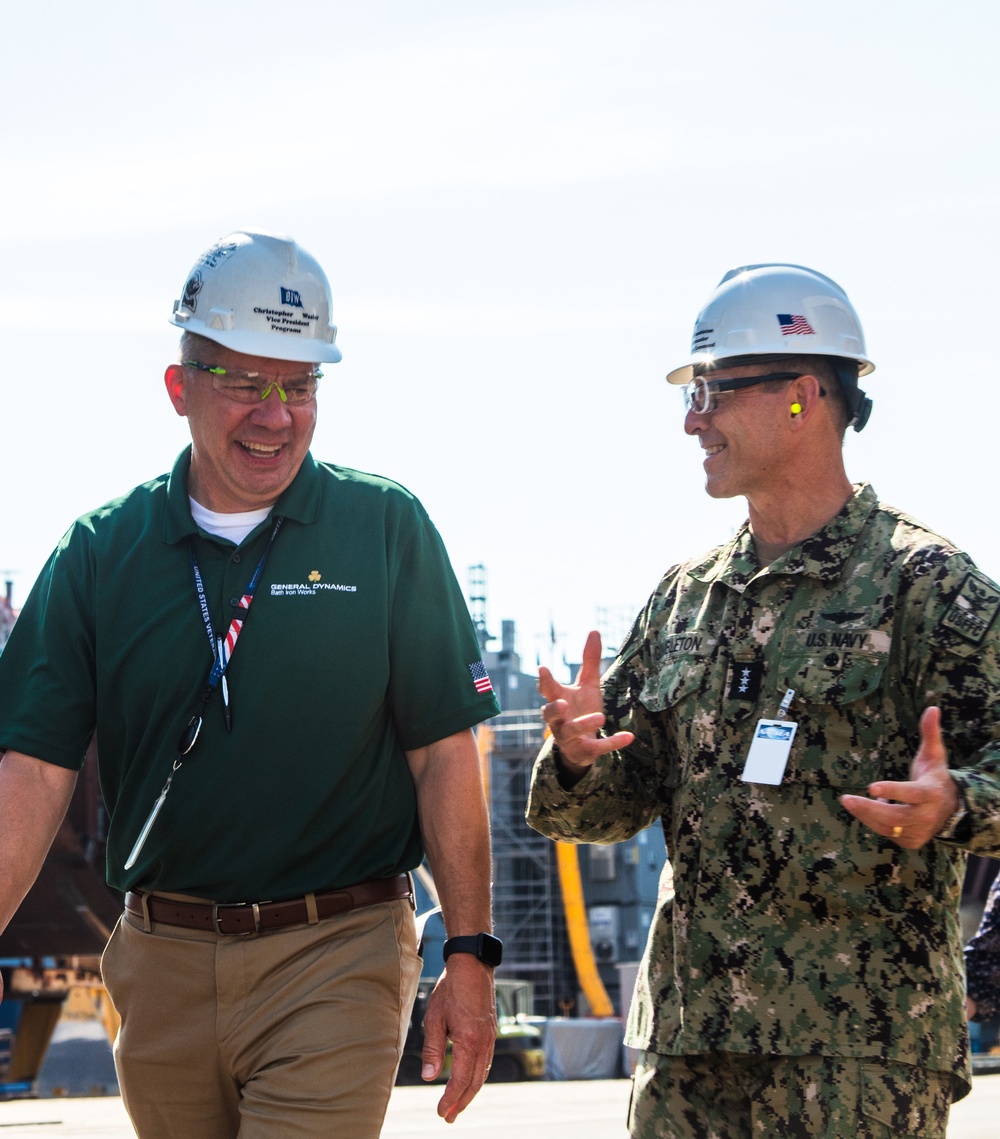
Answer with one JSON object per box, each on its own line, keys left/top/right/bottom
{"left": 628, "top": 1052, "right": 953, "bottom": 1139}
{"left": 101, "top": 898, "right": 420, "bottom": 1139}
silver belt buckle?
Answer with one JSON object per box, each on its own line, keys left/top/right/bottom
{"left": 213, "top": 901, "right": 262, "bottom": 935}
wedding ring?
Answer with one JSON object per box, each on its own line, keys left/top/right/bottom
{"left": 892, "top": 825, "right": 903, "bottom": 838}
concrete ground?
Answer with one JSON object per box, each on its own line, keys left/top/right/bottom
{"left": 0, "top": 1073, "right": 999, "bottom": 1138}
{"left": 3, "top": 1018, "right": 1000, "bottom": 1137}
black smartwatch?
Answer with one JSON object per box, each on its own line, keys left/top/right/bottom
{"left": 442, "top": 933, "right": 503, "bottom": 967}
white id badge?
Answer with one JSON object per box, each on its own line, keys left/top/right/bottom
{"left": 740, "top": 719, "right": 798, "bottom": 785}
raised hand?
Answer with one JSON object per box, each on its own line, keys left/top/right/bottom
{"left": 840, "top": 706, "right": 960, "bottom": 849}
{"left": 538, "top": 630, "right": 634, "bottom": 770}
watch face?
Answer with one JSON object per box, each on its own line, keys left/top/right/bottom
{"left": 444, "top": 933, "right": 503, "bottom": 967}
{"left": 479, "top": 934, "right": 503, "bottom": 968}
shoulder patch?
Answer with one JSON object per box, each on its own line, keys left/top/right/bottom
{"left": 939, "top": 570, "right": 1000, "bottom": 645}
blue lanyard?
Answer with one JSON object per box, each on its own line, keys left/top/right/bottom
{"left": 125, "top": 515, "right": 285, "bottom": 872}
{"left": 188, "top": 515, "right": 284, "bottom": 731}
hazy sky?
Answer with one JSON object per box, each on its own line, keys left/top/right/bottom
{"left": 3, "top": 1, "right": 998, "bottom": 674}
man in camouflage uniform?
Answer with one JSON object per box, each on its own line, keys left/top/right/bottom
{"left": 527, "top": 264, "right": 1000, "bottom": 1138}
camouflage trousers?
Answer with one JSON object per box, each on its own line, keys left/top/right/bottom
{"left": 627, "top": 1052, "right": 952, "bottom": 1139}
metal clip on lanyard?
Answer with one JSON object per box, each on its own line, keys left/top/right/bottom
{"left": 124, "top": 517, "right": 284, "bottom": 870}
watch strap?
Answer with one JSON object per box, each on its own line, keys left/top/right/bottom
{"left": 442, "top": 932, "right": 503, "bottom": 967}
{"left": 937, "top": 804, "right": 970, "bottom": 841}
{"left": 937, "top": 784, "right": 971, "bottom": 841}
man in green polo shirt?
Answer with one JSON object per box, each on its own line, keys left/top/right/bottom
{"left": 0, "top": 230, "right": 502, "bottom": 1138}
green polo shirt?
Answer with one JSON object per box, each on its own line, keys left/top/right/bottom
{"left": 0, "top": 448, "right": 499, "bottom": 900}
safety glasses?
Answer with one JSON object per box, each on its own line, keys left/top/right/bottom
{"left": 683, "top": 372, "right": 801, "bottom": 415}
{"left": 182, "top": 361, "right": 322, "bottom": 405}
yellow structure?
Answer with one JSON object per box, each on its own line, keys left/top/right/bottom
{"left": 555, "top": 842, "right": 614, "bottom": 1017}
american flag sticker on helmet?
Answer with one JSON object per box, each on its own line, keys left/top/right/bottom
{"left": 777, "top": 313, "right": 816, "bottom": 335}
{"left": 469, "top": 660, "right": 494, "bottom": 694}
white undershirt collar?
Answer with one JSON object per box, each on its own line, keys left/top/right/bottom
{"left": 189, "top": 497, "right": 273, "bottom": 545}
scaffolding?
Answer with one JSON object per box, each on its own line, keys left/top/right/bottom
{"left": 467, "top": 564, "right": 493, "bottom": 652}
{"left": 488, "top": 709, "right": 576, "bottom": 1017}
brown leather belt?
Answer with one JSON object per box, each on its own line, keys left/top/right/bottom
{"left": 124, "top": 874, "right": 413, "bottom": 936}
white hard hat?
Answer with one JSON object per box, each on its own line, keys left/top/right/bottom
{"left": 666, "top": 263, "right": 873, "bottom": 386}
{"left": 169, "top": 231, "right": 341, "bottom": 364}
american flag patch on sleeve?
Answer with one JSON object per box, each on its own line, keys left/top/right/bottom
{"left": 469, "top": 660, "right": 494, "bottom": 694}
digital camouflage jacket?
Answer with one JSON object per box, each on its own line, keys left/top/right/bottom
{"left": 527, "top": 485, "right": 1000, "bottom": 1099}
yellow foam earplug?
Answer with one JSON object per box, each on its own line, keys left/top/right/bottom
{"left": 790, "top": 403, "right": 802, "bottom": 415}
